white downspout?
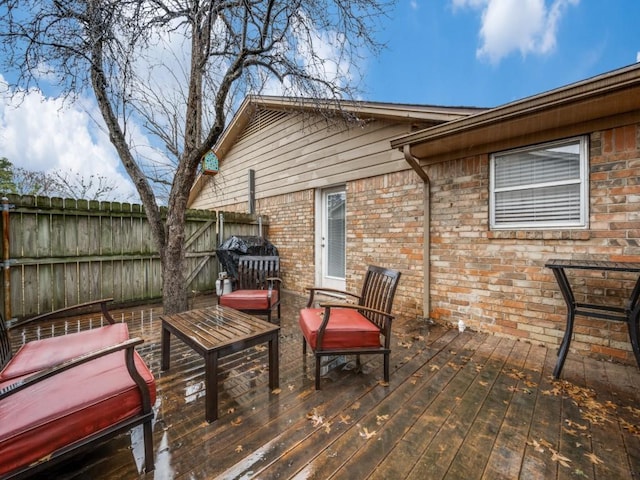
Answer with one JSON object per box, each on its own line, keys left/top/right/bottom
{"left": 403, "top": 145, "right": 431, "bottom": 320}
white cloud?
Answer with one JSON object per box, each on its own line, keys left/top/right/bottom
{"left": 454, "top": 0, "right": 579, "bottom": 64}
{"left": 0, "top": 77, "right": 138, "bottom": 201}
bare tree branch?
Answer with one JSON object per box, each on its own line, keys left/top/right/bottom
{"left": 0, "top": 0, "right": 395, "bottom": 313}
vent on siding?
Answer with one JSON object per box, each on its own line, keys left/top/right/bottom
{"left": 238, "top": 109, "right": 288, "bottom": 142}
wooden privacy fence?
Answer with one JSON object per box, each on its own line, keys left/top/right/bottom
{"left": 1, "top": 194, "right": 268, "bottom": 321}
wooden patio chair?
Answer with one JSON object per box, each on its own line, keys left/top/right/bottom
{"left": 298, "top": 265, "right": 401, "bottom": 389}
{"left": 218, "top": 255, "right": 282, "bottom": 323}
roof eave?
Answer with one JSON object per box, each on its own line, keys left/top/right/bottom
{"left": 391, "top": 63, "right": 640, "bottom": 163}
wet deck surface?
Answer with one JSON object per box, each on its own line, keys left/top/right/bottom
{"left": 14, "top": 293, "right": 640, "bottom": 479}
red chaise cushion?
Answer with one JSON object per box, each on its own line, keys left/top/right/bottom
{"left": 0, "top": 349, "right": 156, "bottom": 476}
{"left": 219, "top": 290, "right": 279, "bottom": 311}
{"left": 0, "top": 323, "right": 130, "bottom": 382}
{"left": 299, "top": 308, "right": 381, "bottom": 350}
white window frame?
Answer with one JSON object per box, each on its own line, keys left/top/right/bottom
{"left": 490, "top": 136, "right": 589, "bottom": 230}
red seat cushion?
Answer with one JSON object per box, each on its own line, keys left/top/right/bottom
{"left": 299, "top": 308, "right": 381, "bottom": 350}
{"left": 219, "top": 289, "right": 279, "bottom": 311}
{"left": 0, "top": 323, "right": 130, "bottom": 382}
{"left": 0, "top": 350, "right": 155, "bottom": 476}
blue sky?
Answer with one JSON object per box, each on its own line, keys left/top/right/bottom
{"left": 0, "top": 0, "right": 638, "bottom": 201}
{"left": 364, "top": 0, "right": 640, "bottom": 107}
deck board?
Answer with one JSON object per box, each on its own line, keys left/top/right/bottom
{"left": 12, "top": 293, "right": 640, "bottom": 480}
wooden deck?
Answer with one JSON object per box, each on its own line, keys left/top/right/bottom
{"left": 18, "top": 293, "right": 640, "bottom": 480}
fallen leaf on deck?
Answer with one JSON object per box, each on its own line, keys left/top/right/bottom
{"left": 430, "top": 365, "right": 440, "bottom": 372}
{"left": 378, "top": 380, "right": 390, "bottom": 387}
{"left": 539, "top": 439, "right": 553, "bottom": 449}
{"left": 307, "top": 409, "right": 324, "bottom": 427}
{"left": 625, "top": 405, "right": 640, "bottom": 417}
{"left": 549, "top": 449, "right": 572, "bottom": 468}
{"left": 479, "top": 380, "right": 488, "bottom": 387}
{"left": 351, "top": 402, "right": 361, "bottom": 410}
{"left": 507, "top": 369, "right": 527, "bottom": 380}
{"left": 621, "top": 418, "right": 640, "bottom": 435}
{"left": 584, "top": 452, "right": 604, "bottom": 465}
{"left": 565, "top": 419, "right": 588, "bottom": 431}
{"left": 235, "top": 445, "right": 243, "bottom": 453}
{"left": 323, "top": 422, "right": 332, "bottom": 434}
{"left": 339, "top": 414, "right": 352, "bottom": 424}
{"left": 526, "top": 439, "right": 545, "bottom": 453}
{"left": 359, "top": 427, "right": 376, "bottom": 439}
{"left": 376, "top": 414, "right": 389, "bottom": 425}
{"left": 231, "top": 417, "right": 243, "bottom": 426}
{"left": 254, "top": 345, "right": 267, "bottom": 352}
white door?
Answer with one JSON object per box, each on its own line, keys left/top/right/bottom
{"left": 317, "top": 186, "right": 346, "bottom": 290}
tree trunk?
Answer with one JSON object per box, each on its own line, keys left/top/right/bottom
{"left": 161, "top": 207, "right": 189, "bottom": 315}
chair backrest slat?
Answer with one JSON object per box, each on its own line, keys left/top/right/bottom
{"left": 358, "top": 265, "right": 401, "bottom": 328}
{"left": 237, "top": 256, "right": 280, "bottom": 290}
{"left": 1, "top": 313, "right": 13, "bottom": 371}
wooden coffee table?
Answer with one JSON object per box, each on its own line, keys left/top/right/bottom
{"left": 160, "top": 305, "right": 280, "bottom": 423}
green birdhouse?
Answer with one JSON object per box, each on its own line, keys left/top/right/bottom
{"left": 202, "top": 150, "right": 219, "bottom": 175}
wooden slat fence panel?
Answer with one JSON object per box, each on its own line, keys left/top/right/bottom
{"left": 0, "top": 194, "right": 269, "bottom": 321}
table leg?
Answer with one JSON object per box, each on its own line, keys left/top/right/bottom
{"left": 553, "top": 309, "right": 575, "bottom": 378}
{"left": 627, "top": 276, "right": 640, "bottom": 368}
{"left": 629, "top": 305, "right": 640, "bottom": 368}
{"left": 204, "top": 352, "right": 219, "bottom": 423}
{"left": 268, "top": 333, "right": 279, "bottom": 390}
{"left": 161, "top": 324, "right": 171, "bottom": 371}
{"left": 551, "top": 267, "right": 576, "bottom": 379}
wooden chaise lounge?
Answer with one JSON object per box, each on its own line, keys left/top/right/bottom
{"left": 0, "top": 299, "right": 155, "bottom": 479}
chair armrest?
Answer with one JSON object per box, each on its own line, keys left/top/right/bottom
{"left": 266, "top": 277, "right": 282, "bottom": 293}
{"left": 0, "top": 337, "right": 144, "bottom": 400}
{"left": 319, "top": 303, "right": 395, "bottom": 323}
{"left": 305, "top": 287, "right": 360, "bottom": 307}
{"left": 9, "top": 298, "right": 116, "bottom": 330}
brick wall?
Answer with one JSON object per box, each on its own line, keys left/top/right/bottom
{"left": 426, "top": 124, "right": 640, "bottom": 365}
{"left": 210, "top": 122, "right": 640, "bottom": 365}
{"left": 257, "top": 190, "right": 316, "bottom": 294}
{"left": 347, "top": 170, "right": 425, "bottom": 323}
{"left": 220, "top": 171, "right": 426, "bottom": 325}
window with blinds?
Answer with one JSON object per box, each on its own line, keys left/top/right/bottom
{"left": 490, "top": 137, "right": 588, "bottom": 229}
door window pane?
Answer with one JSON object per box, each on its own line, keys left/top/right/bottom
{"left": 326, "top": 191, "right": 345, "bottom": 278}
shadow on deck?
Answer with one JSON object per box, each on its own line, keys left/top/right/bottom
{"left": 17, "top": 293, "right": 640, "bottom": 480}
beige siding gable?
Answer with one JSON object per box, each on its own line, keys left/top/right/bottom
{"left": 191, "top": 110, "right": 412, "bottom": 210}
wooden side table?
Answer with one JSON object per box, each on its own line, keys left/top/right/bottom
{"left": 160, "top": 305, "right": 280, "bottom": 422}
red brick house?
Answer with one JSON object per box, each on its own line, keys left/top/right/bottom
{"left": 189, "top": 63, "right": 640, "bottom": 366}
